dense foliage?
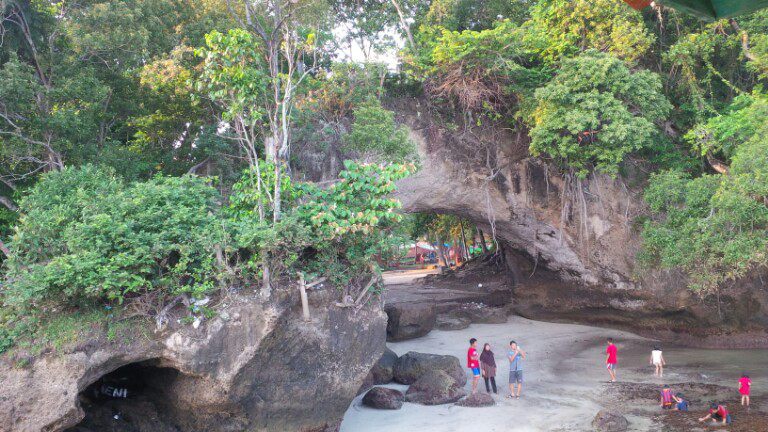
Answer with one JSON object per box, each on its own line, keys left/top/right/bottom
{"left": 641, "top": 96, "right": 768, "bottom": 292}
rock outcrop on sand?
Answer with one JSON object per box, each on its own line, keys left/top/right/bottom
{"left": 362, "top": 387, "right": 405, "bottom": 410}
{"left": 591, "top": 409, "right": 629, "bottom": 432}
{"left": 0, "top": 289, "right": 386, "bottom": 432}
{"left": 405, "top": 369, "right": 466, "bottom": 405}
{"left": 455, "top": 392, "right": 495, "bottom": 407}
{"left": 384, "top": 303, "right": 436, "bottom": 342}
{"left": 393, "top": 352, "right": 466, "bottom": 386}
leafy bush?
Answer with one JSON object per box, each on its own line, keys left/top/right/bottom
{"left": 3, "top": 166, "right": 221, "bottom": 311}
{"left": 296, "top": 161, "right": 415, "bottom": 286}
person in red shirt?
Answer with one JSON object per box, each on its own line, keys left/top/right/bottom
{"left": 739, "top": 372, "right": 752, "bottom": 406}
{"left": 467, "top": 338, "right": 480, "bottom": 394}
{"left": 699, "top": 402, "right": 731, "bottom": 424}
{"left": 605, "top": 337, "right": 618, "bottom": 382}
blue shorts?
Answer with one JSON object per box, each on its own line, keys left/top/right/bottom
{"left": 607, "top": 363, "right": 616, "bottom": 370}
{"left": 471, "top": 367, "right": 481, "bottom": 377}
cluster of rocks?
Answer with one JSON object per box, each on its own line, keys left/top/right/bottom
{"left": 385, "top": 303, "right": 508, "bottom": 341}
{"left": 360, "top": 350, "right": 494, "bottom": 411}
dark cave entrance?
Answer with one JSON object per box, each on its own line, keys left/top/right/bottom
{"left": 67, "top": 359, "right": 183, "bottom": 432}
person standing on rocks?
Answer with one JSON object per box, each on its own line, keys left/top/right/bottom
{"left": 507, "top": 341, "right": 525, "bottom": 399}
{"left": 739, "top": 373, "right": 751, "bottom": 406}
{"left": 479, "top": 343, "right": 498, "bottom": 394}
{"left": 605, "top": 338, "right": 618, "bottom": 382}
{"left": 650, "top": 345, "right": 665, "bottom": 377}
{"left": 467, "top": 338, "right": 481, "bottom": 394}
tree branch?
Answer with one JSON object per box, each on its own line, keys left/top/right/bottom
{"left": 0, "top": 195, "right": 18, "bottom": 212}
{"left": 0, "top": 239, "right": 10, "bottom": 257}
{"left": 729, "top": 19, "right": 757, "bottom": 62}
{"left": 390, "top": 0, "right": 416, "bottom": 51}
{"left": 706, "top": 153, "right": 729, "bottom": 174}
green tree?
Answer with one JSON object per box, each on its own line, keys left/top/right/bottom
{"left": 342, "top": 98, "right": 416, "bottom": 163}
{"left": 529, "top": 51, "right": 671, "bottom": 177}
{"left": 525, "top": 0, "right": 654, "bottom": 63}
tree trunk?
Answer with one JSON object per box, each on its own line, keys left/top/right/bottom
{"left": 436, "top": 237, "right": 449, "bottom": 268}
{"left": 478, "top": 228, "right": 488, "bottom": 253}
{"left": 459, "top": 222, "right": 470, "bottom": 261}
{"left": 262, "top": 257, "right": 272, "bottom": 298}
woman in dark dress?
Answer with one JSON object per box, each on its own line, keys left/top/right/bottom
{"left": 479, "top": 343, "right": 498, "bottom": 394}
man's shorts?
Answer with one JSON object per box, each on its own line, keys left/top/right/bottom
{"left": 471, "top": 367, "right": 481, "bottom": 377}
{"left": 607, "top": 363, "right": 617, "bottom": 370}
{"left": 509, "top": 370, "right": 523, "bottom": 384}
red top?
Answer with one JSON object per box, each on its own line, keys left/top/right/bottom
{"left": 606, "top": 344, "right": 617, "bottom": 364}
{"left": 710, "top": 406, "right": 729, "bottom": 417}
{"left": 739, "top": 377, "right": 751, "bottom": 395}
{"left": 661, "top": 389, "right": 673, "bottom": 404}
{"left": 467, "top": 347, "right": 479, "bottom": 368}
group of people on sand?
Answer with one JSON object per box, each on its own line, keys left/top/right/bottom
{"left": 466, "top": 338, "right": 525, "bottom": 398}
{"left": 604, "top": 338, "right": 754, "bottom": 426}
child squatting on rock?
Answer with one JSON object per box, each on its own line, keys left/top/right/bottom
{"left": 699, "top": 402, "right": 731, "bottom": 425}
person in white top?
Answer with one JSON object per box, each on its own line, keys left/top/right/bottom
{"left": 650, "top": 345, "right": 666, "bottom": 377}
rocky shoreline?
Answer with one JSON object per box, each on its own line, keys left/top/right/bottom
{"left": 342, "top": 315, "right": 768, "bottom": 432}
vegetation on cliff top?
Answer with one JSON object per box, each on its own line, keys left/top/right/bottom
{"left": 2, "top": 0, "right": 768, "bottom": 352}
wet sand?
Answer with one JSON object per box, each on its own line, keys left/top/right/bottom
{"left": 341, "top": 316, "right": 768, "bottom": 431}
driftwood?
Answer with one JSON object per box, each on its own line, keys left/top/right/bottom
{"left": 298, "top": 276, "right": 327, "bottom": 321}
{"left": 155, "top": 293, "right": 191, "bottom": 330}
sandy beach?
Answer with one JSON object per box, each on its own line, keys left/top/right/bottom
{"left": 341, "top": 316, "right": 768, "bottom": 431}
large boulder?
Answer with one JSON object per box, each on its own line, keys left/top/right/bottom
{"left": 592, "top": 409, "right": 629, "bottom": 432}
{"left": 455, "top": 392, "right": 495, "bottom": 407}
{"left": 385, "top": 303, "right": 436, "bottom": 341}
{"left": 435, "top": 314, "right": 471, "bottom": 331}
{"left": 393, "top": 352, "right": 467, "bottom": 386}
{"left": 361, "top": 387, "right": 405, "bottom": 410}
{"left": 405, "top": 369, "right": 466, "bottom": 405}
{"left": 371, "top": 348, "right": 398, "bottom": 384}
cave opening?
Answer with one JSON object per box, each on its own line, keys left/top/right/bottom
{"left": 67, "top": 359, "right": 183, "bottom": 432}
{"left": 399, "top": 212, "right": 499, "bottom": 270}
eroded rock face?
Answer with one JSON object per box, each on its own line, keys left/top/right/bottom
{"left": 393, "top": 352, "right": 466, "bottom": 386}
{"left": 405, "top": 369, "right": 466, "bottom": 405}
{"left": 0, "top": 291, "right": 387, "bottom": 432}
{"left": 384, "top": 303, "right": 436, "bottom": 342}
{"left": 361, "top": 387, "right": 404, "bottom": 410}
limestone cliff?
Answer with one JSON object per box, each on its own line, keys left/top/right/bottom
{"left": 394, "top": 99, "right": 768, "bottom": 347}
{"left": 0, "top": 289, "right": 386, "bottom": 432}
